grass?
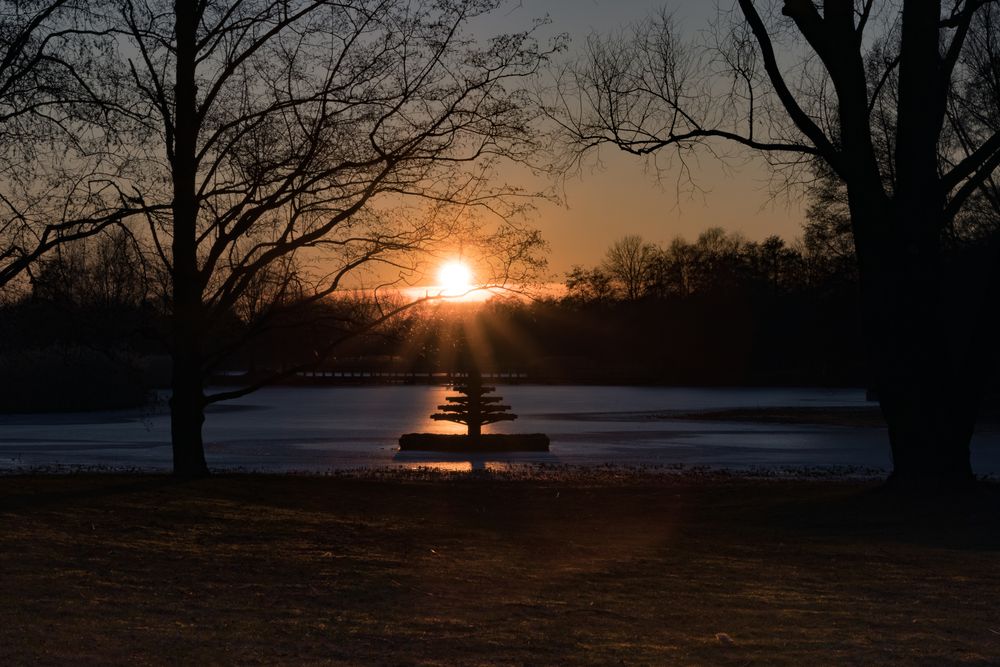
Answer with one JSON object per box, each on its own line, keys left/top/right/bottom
{"left": 2, "top": 473, "right": 999, "bottom": 665}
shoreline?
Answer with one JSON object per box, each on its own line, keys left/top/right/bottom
{"left": 0, "top": 462, "right": 899, "bottom": 481}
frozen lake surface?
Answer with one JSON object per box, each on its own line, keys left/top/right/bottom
{"left": 2, "top": 385, "right": 999, "bottom": 475}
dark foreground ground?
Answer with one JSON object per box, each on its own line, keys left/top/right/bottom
{"left": 2, "top": 473, "right": 999, "bottom": 666}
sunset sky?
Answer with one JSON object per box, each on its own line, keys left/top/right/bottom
{"left": 493, "top": 0, "right": 805, "bottom": 274}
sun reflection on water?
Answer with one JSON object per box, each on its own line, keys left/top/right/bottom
{"left": 395, "top": 460, "right": 513, "bottom": 473}
{"left": 398, "top": 461, "right": 474, "bottom": 473}
{"left": 406, "top": 385, "right": 467, "bottom": 435}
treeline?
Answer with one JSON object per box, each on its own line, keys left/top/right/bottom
{"left": 233, "top": 223, "right": 867, "bottom": 386}
{"left": 0, "top": 224, "right": 863, "bottom": 407}
{"left": 564, "top": 228, "right": 853, "bottom": 303}
{"left": 386, "top": 225, "right": 865, "bottom": 386}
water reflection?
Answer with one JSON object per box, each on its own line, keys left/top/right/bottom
{"left": 406, "top": 385, "right": 467, "bottom": 435}
{"left": 4, "top": 385, "right": 935, "bottom": 473}
{"left": 393, "top": 451, "right": 560, "bottom": 473}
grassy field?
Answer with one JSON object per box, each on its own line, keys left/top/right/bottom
{"left": 2, "top": 473, "right": 999, "bottom": 665}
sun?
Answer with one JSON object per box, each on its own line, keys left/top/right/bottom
{"left": 437, "top": 260, "right": 474, "bottom": 296}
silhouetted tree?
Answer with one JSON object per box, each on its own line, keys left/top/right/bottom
{"left": 603, "top": 234, "right": 658, "bottom": 300}
{"left": 0, "top": 0, "right": 149, "bottom": 290}
{"left": 741, "top": 235, "right": 803, "bottom": 295}
{"left": 803, "top": 171, "right": 854, "bottom": 258}
{"left": 690, "top": 228, "right": 746, "bottom": 294}
{"left": 431, "top": 371, "right": 516, "bottom": 437}
{"left": 651, "top": 237, "right": 699, "bottom": 297}
{"left": 103, "top": 0, "right": 556, "bottom": 475}
{"left": 554, "top": 1, "right": 1000, "bottom": 488}
{"left": 30, "top": 227, "right": 149, "bottom": 308}
{"left": 565, "top": 264, "right": 614, "bottom": 302}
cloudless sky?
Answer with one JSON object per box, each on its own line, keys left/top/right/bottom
{"left": 482, "top": 0, "right": 806, "bottom": 275}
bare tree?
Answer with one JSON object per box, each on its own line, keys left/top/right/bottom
{"left": 565, "top": 264, "right": 614, "bottom": 302}
{"left": 103, "top": 0, "right": 556, "bottom": 476}
{"left": 552, "top": 1, "right": 1000, "bottom": 489}
{"left": 0, "top": 0, "right": 151, "bottom": 291}
{"left": 30, "top": 226, "right": 149, "bottom": 308}
{"left": 603, "top": 234, "right": 658, "bottom": 300}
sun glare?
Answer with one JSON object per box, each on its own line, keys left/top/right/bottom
{"left": 437, "top": 260, "right": 474, "bottom": 296}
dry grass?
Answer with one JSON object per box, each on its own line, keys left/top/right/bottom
{"left": 2, "top": 473, "right": 999, "bottom": 665}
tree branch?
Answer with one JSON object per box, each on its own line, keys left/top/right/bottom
{"left": 737, "top": 0, "right": 842, "bottom": 172}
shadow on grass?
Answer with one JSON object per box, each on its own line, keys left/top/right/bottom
{"left": 754, "top": 481, "right": 1000, "bottom": 551}
{"left": 3, "top": 474, "right": 1000, "bottom": 664}
{"left": 4, "top": 473, "right": 999, "bottom": 553}
{"left": 0, "top": 475, "right": 186, "bottom": 512}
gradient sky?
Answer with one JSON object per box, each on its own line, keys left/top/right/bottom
{"left": 490, "top": 0, "right": 806, "bottom": 274}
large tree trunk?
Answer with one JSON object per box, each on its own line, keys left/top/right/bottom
{"left": 168, "top": 1, "right": 209, "bottom": 477}
{"left": 857, "top": 204, "right": 983, "bottom": 490}
{"left": 863, "top": 0, "right": 981, "bottom": 489}
{"left": 875, "top": 318, "right": 980, "bottom": 489}
{"left": 838, "top": 0, "right": 986, "bottom": 490}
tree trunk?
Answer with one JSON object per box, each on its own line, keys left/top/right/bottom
{"left": 856, "top": 204, "right": 982, "bottom": 490}
{"left": 862, "top": 0, "right": 982, "bottom": 490}
{"left": 168, "top": 1, "right": 208, "bottom": 477}
{"left": 170, "top": 353, "right": 208, "bottom": 477}
{"left": 880, "top": 386, "right": 977, "bottom": 489}
{"left": 875, "top": 313, "right": 980, "bottom": 489}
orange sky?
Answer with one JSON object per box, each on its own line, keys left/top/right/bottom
{"left": 528, "top": 150, "right": 805, "bottom": 275}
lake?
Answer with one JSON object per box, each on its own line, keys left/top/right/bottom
{"left": 2, "top": 385, "right": 999, "bottom": 475}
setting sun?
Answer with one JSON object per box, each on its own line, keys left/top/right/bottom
{"left": 437, "top": 260, "right": 474, "bottom": 296}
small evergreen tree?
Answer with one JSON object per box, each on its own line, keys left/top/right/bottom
{"left": 431, "top": 372, "right": 516, "bottom": 437}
